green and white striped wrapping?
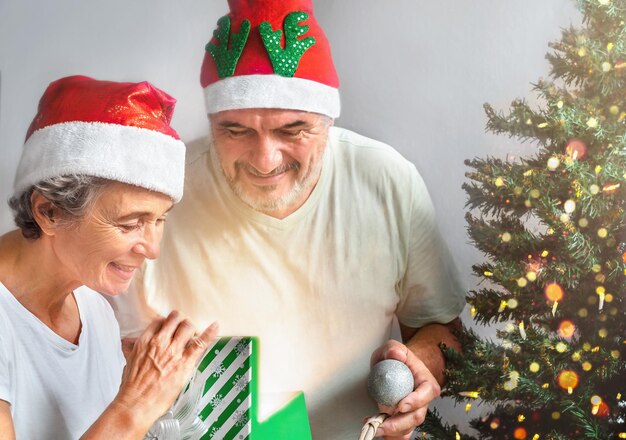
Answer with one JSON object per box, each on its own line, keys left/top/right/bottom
{"left": 196, "top": 337, "right": 252, "bottom": 439}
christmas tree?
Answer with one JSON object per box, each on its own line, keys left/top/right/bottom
{"left": 420, "top": 0, "right": 625, "bottom": 439}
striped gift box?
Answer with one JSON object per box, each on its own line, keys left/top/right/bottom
{"left": 148, "top": 337, "right": 313, "bottom": 440}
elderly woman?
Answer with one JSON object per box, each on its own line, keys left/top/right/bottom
{"left": 0, "top": 75, "right": 217, "bottom": 439}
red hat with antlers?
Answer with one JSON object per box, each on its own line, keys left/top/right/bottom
{"left": 200, "top": 0, "right": 340, "bottom": 118}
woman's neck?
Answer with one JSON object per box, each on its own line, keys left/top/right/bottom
{"left": 0, "top": 230, "right": 82, "bottom": 343}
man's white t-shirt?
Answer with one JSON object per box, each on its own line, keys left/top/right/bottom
{"left": 0, "top": 283, "right": 125, "bottom": 439}
{"left": 112, "top": 127, "right": 466, "bottom": 439}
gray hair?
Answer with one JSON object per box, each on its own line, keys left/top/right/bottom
{"left": 8, "top": 175, "right": 110, "bottom": 240}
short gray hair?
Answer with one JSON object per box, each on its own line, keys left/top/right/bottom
{"left": 9, "top": 175, "right": 110, "bottom": 240}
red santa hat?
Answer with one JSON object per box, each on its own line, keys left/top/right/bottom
{"left": 14, "top": 75, "right": 186, "bottom": 202}
{"left": 200, "top": 0, "right": 340, "bottom": 118}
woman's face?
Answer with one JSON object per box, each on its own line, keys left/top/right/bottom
{"left": 52, "top": 181, "right": 173, "bottom": 296}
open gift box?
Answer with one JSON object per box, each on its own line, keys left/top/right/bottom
{"left": 146, "top": 337, "right": 312, "bottom": 439}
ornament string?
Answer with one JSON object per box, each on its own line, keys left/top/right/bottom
{"left": 359, "top": 414, "right": 389, "bottom": 440}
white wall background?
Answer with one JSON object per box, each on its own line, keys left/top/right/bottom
{"left": 0, "top": 0, "right": 580, "bottom": 431}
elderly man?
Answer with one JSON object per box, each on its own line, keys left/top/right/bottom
{"left": 112, "top": 0, "right": 466, "bottom": 438}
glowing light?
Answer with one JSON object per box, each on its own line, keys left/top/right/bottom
{"left": 529, "top": 362, "right": 540, "bottom": 373}
{"left": 564, "top": 199, "right": 576, "bottom": 213}
{"left": 490, "top": 418, "right": 500, "bottom": 429}
{"left": 526, "top": 271, "right": 537, "bottom": 281}
{"left": 594, "top": 401, "right": 610, "bottom": 418}
{"left": 602, "top": 61, "right": 612, "bottom": 72}
{"left": 591, "top": 264, "right": 601, "bottom": 273}
{"left": 495, "top": 176, "right": 505, "bottom": 187}
{"left": 470, "top": 306, "right": 476, "bottom": 317}
{"left": 572, "top": 351, "right": 581, "bottom": 361}
{"left": 537, "top": 122, "right": 548, "bottom": 128}
{"left": 560, "top": 213, "right": 570, "bottom": 223}
{"left": 459, "top": 391, "right": 480, "bottom": 398}
{"left": 545, "top": 283, "right": 564, "bottom": 301}
{"left": 579, "top": 218, "right": 589, "bottom": 227}
{"left": 517, "top": 277, "right": 528, "bottom": 287}
{"left": 578, "top": 308, "right": 588, "bottom": 318}
{"left": 502, "top": 232, "right": 512, "bottom": 242}
{"left": 556, "top": 342, "right": 568, "bottom": 353}
{"left": 547, "top": 157, "right": 560, "bottom": 170}
{"left": 598, "top": 0, "right": 610, "bottom": 5}
{"left": 558, "top": 320, "right": 576, "bottom": 339}
{"left": 519, "top": 322, "right": 527, "bottom": 340}
{"left": 552, "top": 300, "right": 559, "bottom": 316}
{"left": 578, "top": 47, "right": 587, "bottom": 57}
{"left": 582, "top": 361, "right": 592, "bottom": 371}
{"left": 603, "top": 183, "right": 620, "bottom": 193}
{"left": 530, "top": 189, "right": 540, "bottom": 198}
{"left": 597, "top": 228, "right": 608, "bottom": 238}
{"left": 557, "top": 100, "right": 564, "bottom": 108}
{"left": 610, "top": 104, "right": 619, "bottom": 114}
{"left": 551, "top": 411, "right": 560, "bottom": 420}
{"left": 517, "top": 414, "right": 526, "bottom": 422}
{"left": 465, "top": 403, "right": 472, "bottom": 412}
{"left": 532, "top": 435, "right": 540, "bottom": 440}
{"left": 599, "top": 328, "right": 608, "bottom": 338}
{"left": 586, "top": 117, "right": 598, "bottom": 128}
{"left": 508, "top": 298, "right": 519, "bottom": 309}
{"left": 484, "top": 271, "right": 493, "bottom": 277}
{"left": 498, "top": 300, "right": 508, "bottom": 312}
{"left": 557, "top": 370, "right": 579, "bottom": 390}
{"left": 541, "top": 250, "right": 549, "bottom": 257}
{"left": 514, "top": 427, "right": 528, "bottom": 439}
{"left": 566, "top": 139, "right": 587, "bottom": 159}
{"left": 504, "top": 371, "right": 520, "bottom": 391}
{"left": 611, "top": 350, "right": 620, "bottom": 359}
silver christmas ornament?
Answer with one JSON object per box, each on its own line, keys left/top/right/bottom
{"left": 367, "top": 359, "right": 414, "bottom": 407}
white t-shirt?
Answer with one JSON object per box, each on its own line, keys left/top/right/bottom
{"left": 0, "top": 283, "right": 125, "bottom": 439}
{"left": 111, "top": 127, "right": 466, "bottom": 439}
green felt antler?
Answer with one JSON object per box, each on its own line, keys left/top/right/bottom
{"left": 259, "top": 11, "right": 316, "bottom": 77}
{"left": 205, "top": 15, "right": 251, "bottom": 79}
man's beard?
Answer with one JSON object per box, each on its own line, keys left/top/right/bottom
{"left": 220, "top": 155, "right": 323, "bottom": 215}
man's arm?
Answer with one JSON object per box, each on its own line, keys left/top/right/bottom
{"left": 401, "top": 318, "right": 462, "bottom": 385}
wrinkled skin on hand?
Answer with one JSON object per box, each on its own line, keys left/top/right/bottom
{"left": 115, "top": 311, "right": 219, "bottom": 428}
{"left": 368, "top": 340, "right": 441, "bottom": 440}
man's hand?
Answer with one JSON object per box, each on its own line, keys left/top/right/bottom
{"left": 369, "top": 340, "right": 441, "bottom": 439}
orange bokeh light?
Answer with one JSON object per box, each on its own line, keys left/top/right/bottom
{"left": 593, "top": 401, "right": 610, "bottom": 418}
{"left": 545, "top": 282, "right": 564, "bottom": 301}
{"left": 513, "top": 427, "right": 528, "bottom": 439}
{"left": 566, "top": 139, "right": 587, "bottom": 160}
{"left": 557, "top": 370, "right": 579, "bottom": 390}
{"left": 558, "top": 320, "right": 576, "bottom": 338}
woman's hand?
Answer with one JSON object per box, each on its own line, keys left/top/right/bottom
{"left": 82, "top": 311, "right": 218, "bottom": 439}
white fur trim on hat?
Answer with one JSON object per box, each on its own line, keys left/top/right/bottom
{"left": 203, "top": 74, "right": 340, "bottom": 118}
{"left": 14, "top": 121, "right": 186, "bottom": 202}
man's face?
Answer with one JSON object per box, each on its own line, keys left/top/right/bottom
{"left": 210, "top": 108, "right": 332, "bottom": 218}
